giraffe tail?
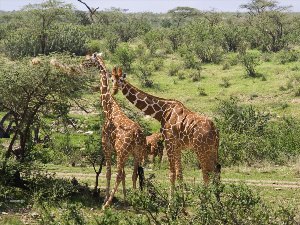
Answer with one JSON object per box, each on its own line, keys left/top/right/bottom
{"left": 137, "top": 166, "right": 144, "bottom": 191}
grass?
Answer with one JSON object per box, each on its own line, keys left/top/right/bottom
{"left": 1, "top": 52, "right": 300, "bottom": 223}
{"left": 102, "top": 54, "right": 300, "bottom": 120}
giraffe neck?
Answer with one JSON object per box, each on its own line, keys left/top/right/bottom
{"left": 120, "top": 81, "right": 173, "bottom": 121}
{"left": 94, "top": 58, "right": 124, "bottom": 119}
{"left": 100, "top": 71, "right": 111, "bottom": 116}
{"left": 94, "top": 57, "right": 112, "bottom": 117}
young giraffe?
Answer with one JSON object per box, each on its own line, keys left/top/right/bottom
{"left": 146, "top": 132, "right": 164, "bottom": 164}
{"left": 82, "top": 54, "right": 146, "bottom": 208}
{"left": 110, "top": 69, "right": 221, "bottom": 192}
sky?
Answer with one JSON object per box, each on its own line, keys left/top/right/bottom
{"left": 1, "top": 0, "right": 300, "bottom": 13}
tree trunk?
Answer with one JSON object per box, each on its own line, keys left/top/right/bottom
{"left": 93, "top": 157, "right": 105, "bottom": 196}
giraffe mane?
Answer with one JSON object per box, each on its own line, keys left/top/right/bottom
{"left": 124, "top": 79, "right": 177, "bottom": 103}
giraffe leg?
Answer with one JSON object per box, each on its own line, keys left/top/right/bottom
{"left": 166, "top": 143, "right": 176, "bottom": 199}
{"left": 132, "top": 158, "right": 139, "bottom": 189}
{"left": 121, "top": 168, "right": 126, "bottom": 199}
{"left": 175, "top": 150, "right": 183, "bottom": 182}
{"left": 196, "top": 148, "right": 219, "bottom": 185}
{"left": 102, "top": 142, "right": 111, "bottom": 203}
{"left": 103, "top": 162, "right": 125, "bottom": 208}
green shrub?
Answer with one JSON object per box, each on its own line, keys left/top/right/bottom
{"left": 189, "top": 69, "right": 202, "bottom": 82}
{"left": 125, "top": 180, "right": 298, "bottom": 225}
{"left": 168, "top": 63, "right": 181, "bottom": 76}
{"left": 198, "top": 86, "right": 207, "bottom": 96}
{"left": 295, "top": 87, "right": 300, "bottom": 97}
{"left": 3, "top": 28, "right": 41, "bottom": 59}
{"left": 219, "top": 77, "right": 231, "bottom": 88}
{"left": 136, "top": 63, "right": 155, "bottom": 88}
{"left": 151, "top": 58, "right": 164, "bottom": 71}
{"left": 113, "top": 43, "right": 136, "bottom": 71}
{"left": 216, "top": 98, "right": 300, "bottom": 165}
{"left": 223, "top": 53, "right": 239, "bottom": 66}
{"left": 195, "top": 41, "right": 223, "bottom": 64}
{"left": 85, "top": 40, "right": 103, "bottom": 53}
{"left": 39, "top": 202, "right": 86, "bottom": 225}
{"left": 277, "top": 50, "right": 299, "bottom": 64}
{"left": 177, "top": 70, "right": 186, "bottom": 80}
{"left": 240, "top": 51, "right": 261, "bottom": 77}
{"left": 222, "top": 62, "right": 230, "bottom": 70}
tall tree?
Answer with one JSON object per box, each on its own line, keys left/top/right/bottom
{"left": 0, "top": 54, "right": 91, "bottom": 164}
{"left": 241, "top": 0, "right": 293, "bottom": 51}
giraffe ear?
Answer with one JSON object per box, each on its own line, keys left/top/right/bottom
{"left": 117, "top": 67, "right": 122, "bottom": 76}
{"left": 112, "top": 66, "right": 117, "bottom": 75}
{"left": 123, "top": 73, "right": 127, "bottom": 79}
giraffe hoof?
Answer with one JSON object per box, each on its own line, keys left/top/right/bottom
{"left": 102, "top": 203, "right": 110, "bottom": 210}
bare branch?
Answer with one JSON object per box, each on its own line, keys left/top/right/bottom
{"left": 77, "top": 0, "right": 99, "bottom": 23}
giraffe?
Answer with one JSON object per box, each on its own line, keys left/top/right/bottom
{"left": 110, "top": 69, "right": 221, "bottom": 193}
{"left": 146, "top": 132, "right": 164, "bottom": 164}
{"left": 82, "top": 54, "right": 147, "bottom": 208}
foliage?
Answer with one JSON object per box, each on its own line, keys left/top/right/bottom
{"left": 241, "top": 0, "right": 294, "bottom": 52}
{"left": 2, "top": 0, "right": 86, "bottom": 58}
{"left": 113, "top": 43, "right": 136, "bottom": 71}
{"left": 0, "top": 54, "right": 92, "bottom": 163}
{"left": 216, "top": 98, "right": 300, "bottom": 165}
{"left": 240, "top": 50, "right": 261, "bottom": 77}
{"left": 125, "top": 180, "right": 297, "bottom": 225}
{"left": 276, "top": 49, "right": 299, "bottom": 64}
{"left": 135, "top": 63, "right": 155, "bottom": 88}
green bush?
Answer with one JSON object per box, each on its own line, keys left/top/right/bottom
{"left": 151, "top": 58, "right": 164, "bottom": 71}
{"left": 216, "top": 98, "right": 300, "bottom": 165}
{"left": 240, "top": 50, "right": 261, "bottom": 77}
{"left": 195, "top": 41, "right": 223, "bottom": 64}
{"left": 113, "top": 43, "right": 136, "bottom": 71}
{"left": 277, "top": 49, "right": 299, "bottom": 64}
{"left": 85, "top": 40, "right": 103, "bottom": 53}
{"left": 186, "top": 68, "right": 202, "bottom": 82}
{"left": 125, "top": 180, "right": 298, "bottom": 225}
{"left": 3, "top": 28, "right": 41, "bottom": 59}
{"left": 168, "top": 63, "right": 181, "bottom": 76}
{"left": 3, "top": 24, "right": 88, "bottom": 59}
{"left": 219, "top": 77, "right": 231, "bottom": 88}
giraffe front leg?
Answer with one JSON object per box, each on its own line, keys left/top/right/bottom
{"left": 103, "top": 142, "right": 111, "bottom": 204}
{"left": 103, "top": 163, "right": 124, "bottom": 208}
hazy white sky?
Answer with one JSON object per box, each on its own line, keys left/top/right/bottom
{"left": 0, "top": 0, "right": 299, "bottom": 13}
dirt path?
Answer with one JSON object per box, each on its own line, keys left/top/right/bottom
{"left": 54, "top": 172, "right": 300, "bottom": 189}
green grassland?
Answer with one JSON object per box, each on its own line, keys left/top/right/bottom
{"left": 93, "top": 53, "right": 300, "bottom": 122}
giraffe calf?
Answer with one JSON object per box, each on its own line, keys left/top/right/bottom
{"left": 146, "top": 133, "right": 164, "bottom": 165}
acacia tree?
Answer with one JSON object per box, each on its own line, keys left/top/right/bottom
{"left": 168, "top": 7, "right": 200, "bottom": 27}
{"left": 3, "top": 0, "right": 87, "bottom": 58}
{"left": 241, "top": 0, "right": 294, "bottom": 52}
{"left": 0, "top": 54, "right": 92, "bottom": 166}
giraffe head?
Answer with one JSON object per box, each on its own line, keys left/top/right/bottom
{"left": 82, "top": 52, "right": 104, "bottom": 69}
{"left": 111, "top": 66, "right": 126, "bottom": 95}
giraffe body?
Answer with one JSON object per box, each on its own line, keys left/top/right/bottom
{"left": 111, "top": 72, "right": 220, "bottom": 189}
{"left": 82, "top": 55, "right": 146, "bottom": 207}
{"left": 146, "top": 132, "right": 164, "bottom": 164}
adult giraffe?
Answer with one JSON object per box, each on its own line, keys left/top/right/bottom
{"left": 110, "top": 68, "right": 221, "bottom": 192}
{"left": 82, "top": 54, "right": 146, "bottom": 208}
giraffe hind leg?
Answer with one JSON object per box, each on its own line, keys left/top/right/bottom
{"left": 121, "top": 168, "right": 126, "bottom": 198}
